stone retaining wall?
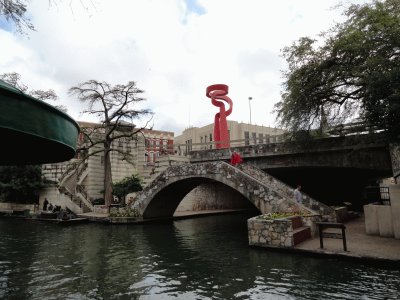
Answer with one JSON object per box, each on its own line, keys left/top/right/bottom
{"left": 248, "top": 214, "right": 321, "bottom": 248}
{"left": 0, "top": 202, "right": 38, "bottom": 214}
{"left": 248, "top": 216, "right": 294, "bottom": 248}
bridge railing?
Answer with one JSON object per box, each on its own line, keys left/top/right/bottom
{"left": 143, "top": 136, "right": 287, "bottom": 158}
{"left": 138, "top": 121, "right": 383, "bottom": 164}
{"left": 325, "top": 121, "right": 383, "bottom": 136}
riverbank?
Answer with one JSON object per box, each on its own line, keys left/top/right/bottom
{"left": 252, "top": 214, "right": 400, "bottom": 264}
{"left": 77, "top": 208, "right": 249, "bottom": 223}
{"left": 2, "top": 209, "right": 399, "bottom": 264}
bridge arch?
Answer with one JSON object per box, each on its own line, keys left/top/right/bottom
{"left": 134, "top": 162, "right": 334, "bottom": 220}
{"left": 140, "top": 176, "right": 255, "bottom": 219}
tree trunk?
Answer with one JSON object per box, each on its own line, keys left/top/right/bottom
{"left": 104, "top": 143, "right": 113, "bottom": 207}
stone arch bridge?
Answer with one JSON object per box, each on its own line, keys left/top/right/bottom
{"left": 133, "top": 161, "right": 334, "bottom": 221}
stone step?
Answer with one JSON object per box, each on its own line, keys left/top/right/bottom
{"left": 290, "top": 216, "right": 303, "bottom": 229}
{"left": 72, "top": 197, "right": 92, "bottom": 213}
{"left": 293, "top": 226, "right": 311, "bottom": 245}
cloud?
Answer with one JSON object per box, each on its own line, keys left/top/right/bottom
{"left": 0, "top": 0, "right": 370, "bottom": 134}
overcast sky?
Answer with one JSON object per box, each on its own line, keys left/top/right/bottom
{"left": 0, "top": 0, "right": 370, "bottom": 135}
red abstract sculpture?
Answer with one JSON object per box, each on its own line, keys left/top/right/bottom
{"left": 206, "top": 84, "right": 233, "bottom": 149}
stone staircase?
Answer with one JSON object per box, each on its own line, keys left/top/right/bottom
{"left": 291, "top": 216, "right": 311, "bottom": 245}
{"left": 58, "top": 161, "right": 94, "bottom": 213}
{"left": 237, "top": 163, "right": 336, "bottom": 221}
{"left": 138, "top": 155, "right": 190, "bottom": 187}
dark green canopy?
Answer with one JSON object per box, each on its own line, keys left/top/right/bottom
{"left": 0, "top": 80, "right": 80, "bottom": 165}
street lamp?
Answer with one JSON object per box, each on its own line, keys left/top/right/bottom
{"left": 248, "top": 96, "right": 252, "bottom": 124}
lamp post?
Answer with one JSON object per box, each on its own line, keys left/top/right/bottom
{"left": 248, "top": 96, "right": 252, "bottom": 124}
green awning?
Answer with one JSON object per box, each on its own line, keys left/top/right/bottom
{"left": 0, "top": 80, "right": 80, "bottom": 165}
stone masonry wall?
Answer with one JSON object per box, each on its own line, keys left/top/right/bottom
{"left": 238, "top": 163, "right": 335, "bottom": 221}
{"left": 176, "top": 183, "right": 251, "bottom": 212}
{"left": 248, "top": 216, "right": 293, "bottom": 248}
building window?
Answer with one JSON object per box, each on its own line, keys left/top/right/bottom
{"left": 259, "top": 133, "right": 264, "bottom": 144}
{"left": 252, "top": 132, "right": 257, "bottom": 145}
{"left": 265, "top": 134, "right": 270, "bottom": 143}
{"left": 244, "top": 131, "right": 249, "bottom": 146}
{"left": 186, "top": 139, "right": 192, "bottom": 152}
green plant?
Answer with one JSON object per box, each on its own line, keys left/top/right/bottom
{"left": 258, "top": 212, "right": 302, "bottom": 220}
{"left": 113, "top": 174, "right": 142, "bottom": 201}
{"left": 109, "top": 207, "right": 140, "bottom": 218}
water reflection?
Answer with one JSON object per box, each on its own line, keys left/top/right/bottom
{"left": 0, "top": 215, "right": 399, "bottom": 299}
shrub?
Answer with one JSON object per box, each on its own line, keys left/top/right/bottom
{"left": 109, "top": 207, "right": 140, "bottom": 218}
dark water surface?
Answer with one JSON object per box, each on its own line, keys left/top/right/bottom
{"left": 0, "top": 214, "right": 399, "bottom": 299}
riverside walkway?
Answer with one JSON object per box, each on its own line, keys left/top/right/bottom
{"left": 293, "top": 215, "right": 400, "bottom": 262}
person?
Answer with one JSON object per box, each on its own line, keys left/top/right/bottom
{"left": 47, "top": 203, "right": 54, "bottom": 212}
{"left": 230, "top": 150, "right": 243, "bottom": 166}
{"left": 128, "top": 197, "right": 135, "bottom": 206}
{"left": 43, "top": 198, "right": 49, "bottom": 211}
{"left": 294, "top": 184, "right": 303, "bottom": 204}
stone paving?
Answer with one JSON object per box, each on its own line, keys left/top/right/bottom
{"left": 294, "top": 214, "right": 400, "bottom": 262}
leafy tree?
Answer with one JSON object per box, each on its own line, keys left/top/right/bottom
{"left": 69, "top": 80, "right": 152, "bottom": 207}
{"left": 0, "top": 72, "right": 67, "bottom": 112}
{"left": 0, "top": 165, "right": 46, "bottom": 203}
{"left": 113, "top": 174, "right": 143, "bottom": 203}
{"left": 274, "top": 0, "right": 400, "bottom": 141}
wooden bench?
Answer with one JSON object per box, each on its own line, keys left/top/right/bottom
{"left": 316, "top": 222, "right": 347, "bottom": 251}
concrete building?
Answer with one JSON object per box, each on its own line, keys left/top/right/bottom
{"left": 174, "top": 121, "right": 285, "bottom": 153}
{"left": 40, "top": 121, "right": 174, "bottom": 213}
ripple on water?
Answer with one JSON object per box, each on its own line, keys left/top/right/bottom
{"left": 0, "top": 216, "right": 400, "bottom": 299}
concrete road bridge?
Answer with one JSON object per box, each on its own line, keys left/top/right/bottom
{"left": 188, "top": 132, "right": 397, "bottom": 209}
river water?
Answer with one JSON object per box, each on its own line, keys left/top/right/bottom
{"left": 0, "top": 214, "right": 399, "bottom": 299}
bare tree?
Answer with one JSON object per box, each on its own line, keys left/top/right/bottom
{"left": 0, "top": 0, "right": 34, "bottom": 34}
{"left": 0, "top": 72, "right": 67, "bottom": 112}
{"left": 68, "top": 80, "right": 153, "bottom": 207}
{"left": 0, "top": 0, "right": 96, "bottom": 34}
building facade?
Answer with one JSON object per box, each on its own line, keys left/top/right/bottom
{"left": 40, "top": 121, "right": 174, "bottom": 213}
{"left": 174, "top": 120, "right": 286, "bottom": 153}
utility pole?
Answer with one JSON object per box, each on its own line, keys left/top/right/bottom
{"left": 248, "top": 96, "right": 252, "bottom": 124}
